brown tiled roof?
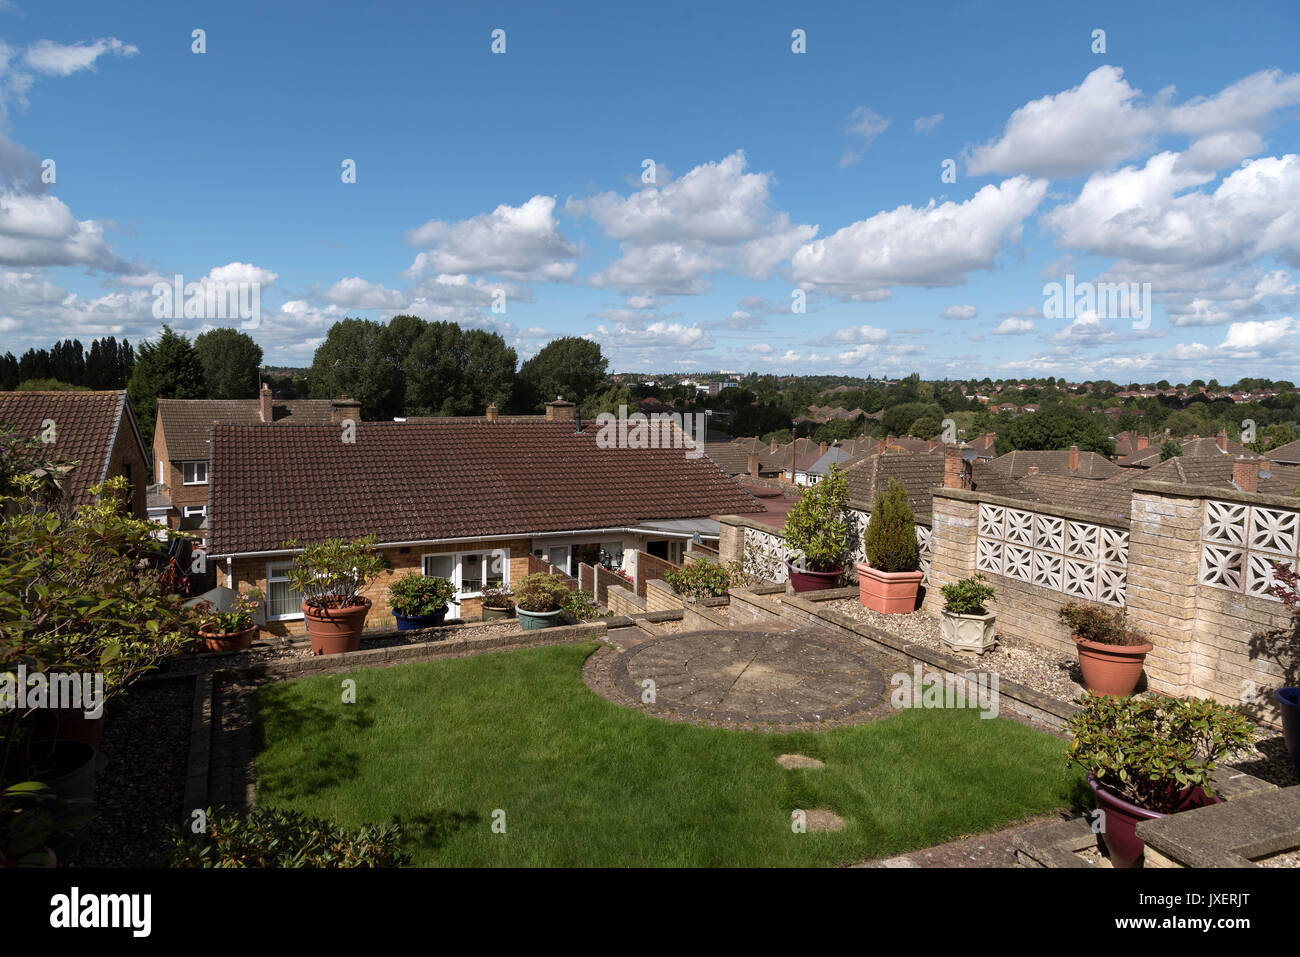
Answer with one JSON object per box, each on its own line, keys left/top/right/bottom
{"left": 844, "top": 452, "right": 1022, "bottom": 517}
{"left": 1017, "top": 474, "right": 1135, "bottom": 523}
{"left": 207, "top": 422, "right": 766, "bottom": 555}
{"left": 1124, "top": 435, "right": 1246, "bottom": 468}
{"left": 0, "top": 390, "right": 142, "bottom": 506}
{"left": 1138, "top": 456, "right": 1300, "bottom": 495}
{"left": 987, "top": 449, "right": 1121, "bottom": 480}
{"left": 157, "top": 397, "right": 335, "bottom": 461}
{"left": 1265, "top": 439, "right": 1300, "bottom": 465}
{"left": 403, "top": 414, "right": 548, "bottom": 425}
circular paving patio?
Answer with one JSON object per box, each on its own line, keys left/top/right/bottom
{"left": 588, "top": 627, "right": 894, "bottom": 729}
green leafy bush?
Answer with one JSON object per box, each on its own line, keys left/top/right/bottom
{"left": 513, "top": 573, "right": 571, "bottom": 613}
{"left": 480, "top": 587, "right": 514, "bottom": 610}
{"left": 282, "top": 536, "right": 385, "bottom": 610}
{"left": 197, "top": 589, "right": 261, "bottom": 635}
{"left": 560, "top": 588, "right": 605, "bottom": 621}
{"left": 1065, "top": 693, "right": 1255, "bottom": 814}
{"left": 665, "top": 558, "right": 741, "bottom": 599}
{"left": 170, "top": 806, "right": 409, "bottom": 868}
{"left": 386, "top": 573, "right": 456, "bottom": 617}
{"left": 2, "top": 781, "right": 94, "bottom": 864}
{"left": 1058, "top": 602, "right": 1146, "bottom": 646}
{"left": 781, "top": 464, "right": 850, "bottom": 572}
{"left": 940, "top": 574, "right": 995, "bottom": 615}
{"left": 863, "top": 479, "right": 919, "bottom": 573}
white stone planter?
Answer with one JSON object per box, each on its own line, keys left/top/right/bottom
{"left": 939, "top": 609, "right": 997, "bottom": 655}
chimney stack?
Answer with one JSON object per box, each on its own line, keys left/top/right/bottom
{"left": 1027, "top": 465, "right": 1040, "bottom": 476}
{"left": 819, "top": 440, "right": 828, "bottom": 456}
{"left": 770, "top": 436, "right": 778, "bottom": 453}
{"left": 259, "top": 382, "right": 273, "bottom": 423}
{"left": 876, "top": 437, "right": 886, "bottom": 455}
{"left": 1136, "top": 434, "right": 1149, "bottom": 451}
{"left": 747, "top": 451, "right": 760, "bottom": 477}
{"left": 486, "top": 403, "right": 499, "bottom": 423}
{"left": 943, "top": 444, "right": 968, "bottom": 489}
{"left": 1068, "top": 445, "right": 1079, "bottom": 472}
{"left": 544, "top": 397, "right": 576, "bottom": 422}
{"left": 1233, "top": 455, "right": 1261, "bottom": 493}
{"left": 330, "top": 396, "right": 361, "bottom": 424}
{"left": 1217, "top": 429, "right": 1228, "bottom": 453}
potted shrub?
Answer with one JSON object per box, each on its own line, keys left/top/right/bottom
{"left": 1066, "top": 693, "right": 1255, "bottom": 867}
{"left": 284, "top": 536, "right": 385, "bottom": 655}
{"left": 387, "top": 573, "right": 457, "bottom": 631}
{"left": 1259, "top": 562, "right": 1300, "bottom": 775}
{"left": 513, "top": 573, "right": 572, "bottom": 631}
{"left": 938, "top": 574, "right": 997, "bottom": 654}
{"left": 664, "top": 558, "right": 740, "bottom": 601}
{"left": 1059, "top": 602, "right": 1153, "bottom": 696}
{"left": 856, "top": 479, "right": 923, "bottom": 613}
{"left": 560, "top": 588, "right": 604, "bottom": 622}
{"left": 781, "top": 464, "right": 850, "bottom": 592}
{"left": 2, "top": 780, "right": 94, "bottom": 868}
{"left": 196, "top": 590, "right": 261, "bottom": 652}
{"left": 480, "top": 587, "right": 516, "bottom": 621}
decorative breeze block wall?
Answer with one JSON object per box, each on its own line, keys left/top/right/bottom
{"left": 1199, "top": 498, "right": 1300, "bottom": 600}
{"left": 975, "top": 503, "right": 1129, "bottom": 606}
{"left": 741, "top": 510, "right": 932, "bottom": 585}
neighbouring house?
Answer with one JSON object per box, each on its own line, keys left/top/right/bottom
{"left": 1264, "top": 438, "right": 1300, "bottom": 466}
{"left": 0, "top": 390, "right": 149, "bottom": 517}
{"left": 843, "top": 447, "right": 1023, "bottom": 518}
{"left": 151, "top": 383, "right": 345, "bottom": 536}
{"left": 206, "top": 421, "right": 766, "bottom": 633}
{"left": 1120, "top": 429, "right": 1250, "bottom": 469}
{"left": 987, "top": 445, "right": 1122, "bottom": 480}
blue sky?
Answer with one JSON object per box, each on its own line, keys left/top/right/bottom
{"left": 1, "top": 0, "right": 1298, "bottom": 381}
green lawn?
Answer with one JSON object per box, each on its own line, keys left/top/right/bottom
{"left": 252, "top": 642, "right": 1085, "bottom": 866}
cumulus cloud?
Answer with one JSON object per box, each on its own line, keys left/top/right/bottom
{"left": 0, "top": 191, "right": 127, "bottom": 270}
{"left": 405, "top": 195, "right": 580, "bottom": 282}
{"left": 914, "top": 113, "right": 944, "bottom": 133}
{"left": 23, "top": 38, "right": 138, "bottom": 76}
{"left": 326, "top": 276, "right": 405, "bottom": 309}
{"left": 569, "top": 151, "right": 816, "bottom": 295}
{"left": 790, "top": 176, "right": 1047, "bottom": 297}
{"left": 943, "top": 304, "right": 978, "bottom": 320}
{"left": 1218, "top": 316, "right": 1298, "bottom": 354}
{"left": 992, "top": 317, "right": 1036, "bottom": 335}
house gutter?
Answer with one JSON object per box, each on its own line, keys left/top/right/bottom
{"left": 207, "top": 524, "right": 718, "bottom": 561}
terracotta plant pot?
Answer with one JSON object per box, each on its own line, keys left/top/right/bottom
{"left": 855, "top": 561, "right": 923, "bottom": 614}
{"left": 199, "top": 622, "right": 257, "bottom": 653}
{"left": 302, "top": 598, "right": 371, "bottom": 655}
{"left": 1088, "top": 772, "right": 1218, "bottom": 868}
{"left": 1074, "top": 635, "right": 1153, "bottom": 696}
{"left": 482, "top": 605, "right": 515, "bottom": 621}
{"left": 939, "top": 609, "right": 997, "bottom": 654}
{"left": 784, "top": 561, "right": 842, "bottom": 592}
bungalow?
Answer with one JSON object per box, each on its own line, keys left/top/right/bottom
{"left": 0, "top": 390, "right": 148, "bottom": 517}
{"left": 206, "top": 420, "right": 765, "bottom": 633}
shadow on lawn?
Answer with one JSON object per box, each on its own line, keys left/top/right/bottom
{"left": 396, "top": 810, "right": 482, "bottom": 855}
{"left": 252, "top": 691, "right": 376, "bottom": 801}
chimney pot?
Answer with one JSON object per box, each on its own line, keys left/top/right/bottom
{"left": 1028, "top": 465, "right": 1040, "bottom": 475}
{"left": 770, "top": 436, "right": 778, "bottom": 453}
{"left": 819, "top": 440, "right": 828, "bottom": 456}
{"left": 1068, "top": 444, "right": 1079, "bottom": 472}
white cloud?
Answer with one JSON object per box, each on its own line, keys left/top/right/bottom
{"left": 326, "top": 276, "right": 405, "bottom": 309}
{"left": 914, "top": 113, "right": 944, "bottom": 133}
{"left": 841, "top": 107, "right": 891, "bottom": 166}
{"left": 405, "top": 195, "right": 580, "bottom": 282}
{"left": 790, "top": 176, "right": 1047, "bottom": 296}
{"left": 1219, "top": 316, "right": 1298, "bottom": 354}
{"left": 0, "top": 190, "right": 126, "bottom": 270}
{"left": 992, "top": 317, "right": 1036, "bottom": 335}
{"left": 943, "top": 304, "right": 978, "bottom": 320}
{"left": 23, "top": 38, "right": 138, "bottom": 76}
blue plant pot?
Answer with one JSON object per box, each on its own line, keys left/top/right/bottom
{"left": 1273, "top": 687, "right": 1300, "bottom": 777}
{"left": 394, "top": 608, "right": 448, "bottom": 631}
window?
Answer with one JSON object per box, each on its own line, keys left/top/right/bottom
{"left": 266, "top": 562, "right": 304, "bottom": 620}
{"left": 421, "top": 549, "right": 510, "bottom": 617}
{"left": 547, "top": 545, "right": 571, "bottom": 575}
{"left": 182, "top": 461, "right": 208, "bottom": 485}
{"left": 182, "top": 505, "right": 207, "bottom": 518}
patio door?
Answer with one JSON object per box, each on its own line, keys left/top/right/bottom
{"left": 422, "top": 554, "right": 460, "bottom": 619}
{"left": 547, "top": 544, "right": 571, "bottom": 575}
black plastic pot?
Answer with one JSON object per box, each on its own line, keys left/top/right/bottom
{"left": 29, "top": 739, "right": 97, "bottom": 863}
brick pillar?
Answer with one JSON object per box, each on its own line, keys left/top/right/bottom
{"left": 921, "top": 490, "right": 978, "bottom": 615}
{"left": 1125, "top": 488, "right": 1201, "bottom": 695}
{"left": 718, "top": 516, "right": 744, "bottom": 565}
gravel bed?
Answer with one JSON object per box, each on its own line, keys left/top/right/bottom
{"left": 1256, "top": 848, "right": 1300, "bottom": 867}
{"left": 72, "top": 680, "right": 193, "bottom": 867}
{"left": 823, "top": 599, "right": 1084, "bottom": 703}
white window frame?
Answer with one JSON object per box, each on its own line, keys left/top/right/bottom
{"left": 182, "top": 460, "right": 208, "bottom": 486}
{"left": 182, "top": 505, "right": 207, "bottom": 519}
{"left": 265, "top": 561, "right": 304, "bottom": 621}
{"left": 421, "top": 549, "right": 511, "bottom": 615}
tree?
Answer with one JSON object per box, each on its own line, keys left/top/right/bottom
{"left": 403, "top": 322, "right": 516, "bottom": 416}
{"left": 907, "top": 415, "right": 941, "bottom": 439}
{"left": 1001, "top": 407, "right": 1114, "bottom": 457}
{"left": 194, "top": 328, "right": 264, "bottom": 399}
{"left": 127, "top": 327, "right": 207, "bottom": 446}
{"left": 308, "top": 319, "right": 390, "bottom": 419}
{"left": 1160, "top": 440, "right": 1183, "bottom": 461}
{"left": 516, "top": 337, "right": 607, "bottom": 413}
